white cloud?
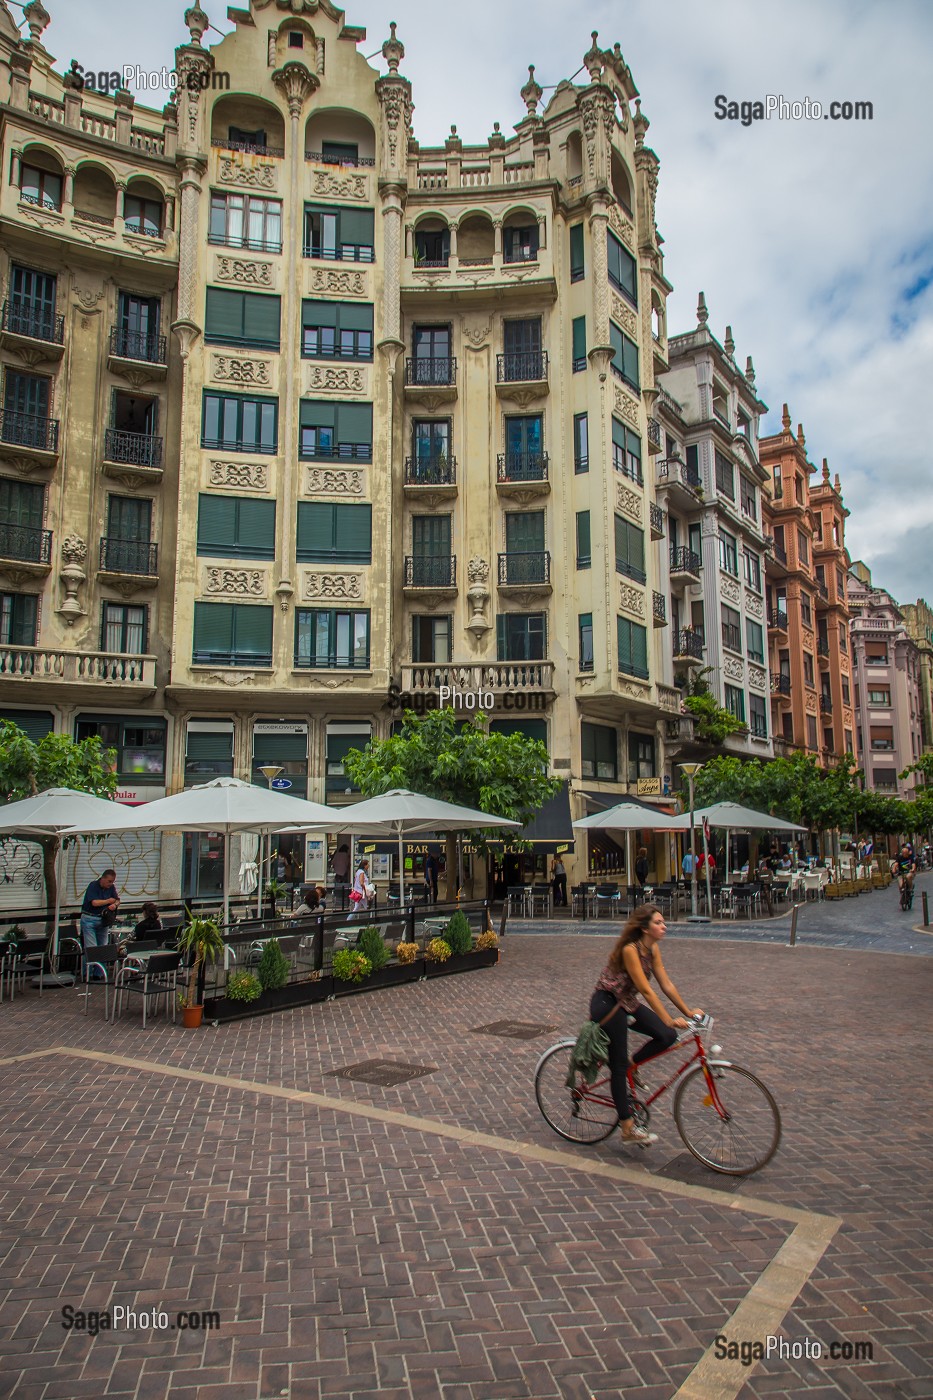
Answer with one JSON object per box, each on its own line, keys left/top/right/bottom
{"left": 24, "top": 0, "right": 933, "bottom": 601}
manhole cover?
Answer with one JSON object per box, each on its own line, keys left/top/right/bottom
{"left": 652, "top": 1152, "right": 745, "bottom": 1192}
{"left": 471, "top": 1020, "right": 561, "bottom": 1040}
{"left": 328, "top": 1059, "right": 437, "bottom": 1087}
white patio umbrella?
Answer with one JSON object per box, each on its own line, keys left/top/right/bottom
{"left": 669, "top": 801, "right": 807, "bottom": 885}
{"left": 303, "top": 789, "right": 521, "bottom": 903}
{"left": 0, "top": 787, "right": 133, "bottom": 973}
{"left": 65, "top": 777, "right": 338, "bottom": 925}
{"left": 573, "top": 799, "right": 684, "bottom": 888}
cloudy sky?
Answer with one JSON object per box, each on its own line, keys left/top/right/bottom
{"left": 18, "top": 0, "right": 933, "bottom": 602}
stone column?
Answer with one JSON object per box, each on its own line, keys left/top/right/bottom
{"left": 379, "top": 185, "right": 404, "bottom": 347}
{"left": 115, "top": 181, "right": 127, "bottom": 231}
{"left": 114, "top": 88, "right": 134, "bottom": 144}
{"left": 63, "top": 166, "right": 75, "bottom": 210}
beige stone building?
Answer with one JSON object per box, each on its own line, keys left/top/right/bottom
{"left": 0, "top": 1, "right": 683, "bottom": 898}
{"left": 900, "top": 597, "right": 933, "bottom": 755}
{"left": 847, "top": 563, "right": 923, "bottom": 798}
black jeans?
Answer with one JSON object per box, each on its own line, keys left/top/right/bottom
{"left": 553, "top": 875, "right": 567, "bottom": 906}
{"left": 588, "top": 992, "right": 678, "bottom": 1120}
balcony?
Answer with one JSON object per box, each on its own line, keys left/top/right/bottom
{"left": 496, "top": 452, "right": 550, "bottom": 499}
{"left": 404, "top": 356, "right": 457, "bottom": 405}
{"left": 305, "top": 150, "right": 375, "bottom": 168}
{"left": 1, "top": 299, "right": 65, "bottom": 361}
{"left": 669, "top": 545, "right": 701, "bottom": 585}
{"left": 816, "top": 579, "right": 829, "bottom": 602}
{"left": 819, "top": 694, "right": 833, "bottom": 714}
{"left": 108, "top": 326, "right": 168, "bottom": 382}
{"left": 400, "top": 660, "right": 555, "bottom": 701}
{"left": 656, "top": 457, "right": 702, "bottom": 510}
{"left": 764, "top": 536, "right": 789, "bottom": 576}
{"left": 649, "top": 503, "right": 665, "bottom": 540}
{"left": 771, "top": 673, "right": 792, "bottom": 701}
{"left": 102, "top": 427, "right": 164, "bottom": 487}
{"left": 721, "top": 624, "right": 742, "bottom": 654}
{"left": 647, "top": 417, "right": 662, "bottom": 455}
{"left": 495, "top": 351, "right": 549, "bottom": 403}
{"left": 99, "top": 537, "right": 159, "bottom": 582}
{"left": 0, "top": 409, "right": 60, "bottom": 469}
{"left": 403, "top": 555, "right": 457, "bottom": 595}
{"left": 212, "top": 137, "right": 284, "bottom": 159}
{"left": 672, "top": 628, "right": 704, "bottom": 665}
{"left": 0, "top": 646, "right": 156, "bottom": 691}
{"left": 768, "top": 609, "right": 789, "bottom": 634}
{"left": 0, "top": 522, "right": 52, "bottom": 575}
{"left": 497, "top": 551, "right": 552, "bottom": 595}
{"left": 652, "top": 591, "right": 667, "bottom": 628}
{"left": 817, "top": 636, "right": 830, "bottom": 662}
{"left": 403, "top": 456, "right": 457, "bottom": 499}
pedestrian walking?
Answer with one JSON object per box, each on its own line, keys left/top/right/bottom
{"left": 551, "top": 855, "right": 567, "bottom": 907}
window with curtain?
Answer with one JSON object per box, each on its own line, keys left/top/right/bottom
{"left": 724, "top": 684, "right": 746, "bottom": 722}
{"left": 746, "top": 618, "right": 765, "bottom": 663}
{"left": 101, "top": 601, "right": 147, "bottom": 655}
{"left": 208, "top": 193, "right": 282, "bottom": 252}
{"left": 715, "top": 452, "right": 734, "bottom": 500}
{"left": 609, "top": 321, "right": 639, "bottom": 389}
{"left": 749, "top": 694, "right": 767, "bottom": 738}
{"left": 197, "top": 494, "right": 276, "bottom": 559}
{"left": 617, "top": 616, "right": 649, "bottom": 679}
{"left": 201, "top": 391, "right": 277, "bottom": 454}
{"left": 192, "top": 602, "right": 273, "bottom": 667}
{"left": 607, "top": 231, "right": 637, "bottom": 304}
{"left": 743, "top": 548, "right": 761, "bottom": 592}
{"left": 0, "top": 592, "right": 38, "bottom": 646}
{"left": 721, "top": 605, "right": 742, "bottom": 653}
{"left": 205, "top": 288, "right": 281, "bottom": 350}
{"left": 296, "top": 502, "right": 372, "bottom": 563}
{"left": 718, "top": 530, "right": 738, "bottom": 576}
{"left": 294, "top": 609, "right": 370, "bottom": 668}
{"left": 614, "top": 514, "right": 645, "bottom": 583}
{"left": 301, "top": 300, "right": 374, "bottom": 360}
{"left": 299, "top": 400, "right": 373, "bottom": 460}
{"left": 628, "top": 732, "right": 655, "bottom": 780}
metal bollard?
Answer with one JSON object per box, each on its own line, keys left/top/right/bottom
{"left": 923, "top": 890, "right": 929, "bottom": 928}
{"left": 789, "top": 904, "right": 799, "bottom": 946}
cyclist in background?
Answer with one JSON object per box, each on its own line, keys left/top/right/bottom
{"left": 893, "top": 844, "right": 916, "bottom": 905}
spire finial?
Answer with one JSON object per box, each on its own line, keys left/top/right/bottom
{"left": 745, "top": 355, "right": 756, "bottom": 387}
{"left": 583, "top": 30, "right": 604, "bottom": 81}
{"left": 520, "top": 63, "right": 543, "bottom": 116}
{"left": 797, "top": 422, "right": 806, "bottom": 448}
{"left": 23, "top": 0, "right": 51, "bottom": 43}
{"left": 782, "top": 403, "right": 791, "bottom": 431}
{"left": 822, "top": 457, "right": 830, "bottom": 482}
{"left": 382, "top": 20, "right": 405, "bottom": 75}
{"left": 696, "top": 291, "right": 708, "bottom": 327}
{"left": 633, "top": 97, "right": 649, "bottom": 146}
{"left": 724, "top": 325, "right": 735, "bottom": 357}
{"left": 183, "top": 3, "right": 210, "bottom": 46}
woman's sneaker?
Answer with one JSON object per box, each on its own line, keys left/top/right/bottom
{"left": 621, "top": 1124, "right": 658, "bottom": 1148}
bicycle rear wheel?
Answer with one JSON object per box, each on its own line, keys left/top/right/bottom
{"left": 672, "top": 1062, "right": 781, "bottom": 1176}
{"left": 535, "top": 1042, "right": 619, "bottom": 1144}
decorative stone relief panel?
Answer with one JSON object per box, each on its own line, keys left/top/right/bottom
{"left": 720, "top": 575, "right": 741, "bottom": 604}
{"left": 619, "top": 582, "right": 645, "bottom": 618}
{"left": 212, "top": 356, "right": 272, "bottom": 387}
{"left": 613, "top": 384, "right": 639, "bottom": 426}
{"left": 311, "top": 170, "right": 368, "bottom": 201}
{"left": 304, "top": 572, "right": 364, "bottom": 601}
{"left": 307, "top": 365, "right": 367, "bottom": 394}
{"left": 204, "top": 567, "right": 267, "bottom": 597}
{"left": 620, "top": 679, "right": 650, "bottom": 698}
{"left": 805, "top": 692, "right": 818, "bottom": 712}
{"left": 217, "top": 158, "right": 277, "bottom": 191}
{"left": 306, "top": 466, "right": 365, "bottom": 497}
{"left": 609, "top": 203, "right": 635, "bottom": 250}
{"left": 462, "top": 317, "right": 492, "bottom": 350}
{"left": 616, "top": 483, "right": 643, "bottom": 522}
{"left": 748, "top": 664, "right": 767, "bottom": 690}
{"left": 216, "top": 257, "right": 273, "bottom": 287}
{"left": 208, "top": 460, "right": 269, "bottom": 491}
{"left": 722, "top": 655, "right": 744, "bottom": 681}
{"left": 610, "top": 291, "right": 638, "bottom": 337}
{"left": 308, "top": 266, "right": 368, "bottom": 297}
{"left": 745, "top": 593, "right": 764, "bottom": 619}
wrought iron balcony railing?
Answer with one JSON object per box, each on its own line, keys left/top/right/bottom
{"left": 670, "top": 545, "right": 701, "bottom": 575}
{"left": 99, "top": 537, "right": 159, "bottom": 576}
{"left": 819, "top": 694, "right": 833, "bottom": 714}
{"left": 652, "top": 591, "right": 666, "bottom": 623}
{"left": 673, "top": 628, "right": 704, "bottom": 660}
{"left": 649, "top": 503, "right": 665, "bottom": 536}
{"left": 497, "top": 453, "right": 549, "bottom": 483}
{"left": 769, "top": 609, "right": 789, "bottom": 630}
{"left": 1, "top": 299, "right": 64, "bottom": 344}
{"left": 405, "top": 356, "right": 456, "bottom": 387}
{"left": 404, "top": 555, "right": 456, "bottom": 588}
{"left": 496, "top": 350, "right": 548, "bottom": 383}
{"left": 104, "top": 428, "right": 163, "bottom": 467}
{"left": 817, "top": 636, "right": 830, "bottom": 657}
{"left": 404, "top": 456, "right": 457, "bottom": 486}
{"left": 771, "top": 673, "right": 792, "bottom": 696}
{"left": 0, "top": 409, "right": 59, "bottom": 452}
{"left": 0, "top": 522, "right": 52, "bottom": 564}
{"left": 109, "top": 326, "right": 167, "bottom": 364}
{"left": 498, "top": 551, "right": 550, "bottom": 586}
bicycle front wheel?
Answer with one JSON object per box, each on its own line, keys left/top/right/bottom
{"left": 535, "top": 1042, "right": 619, "bottom": 1144}
{"left": 673, "top": 1062, "right": 781, "bottom": 1176}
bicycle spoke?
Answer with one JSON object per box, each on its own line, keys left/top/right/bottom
{"left": 535, "top": 1043, "right": 619, "bottom": 1144}
{"left": 673, "top": 1063, "right": 781, "bottom": 1176}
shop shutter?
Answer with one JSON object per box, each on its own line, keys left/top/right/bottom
{"left": 66, "top": 831, "right": 163, "bottom": 906}
{"left": 0, "top": 709, "right": 53, "bottom": 741}
{"left": 253, "top": 731, "right": 307, "bottom": 762}
{"left": 186, "top": 730, "right": 233, "bottom": 761}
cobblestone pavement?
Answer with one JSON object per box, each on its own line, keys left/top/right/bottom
{"left": 0, "top": 882, "right": 931, "bottom": 1399}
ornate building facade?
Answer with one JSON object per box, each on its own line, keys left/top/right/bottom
{"left": 900, "top": 597, "right": 933, "bottom": 756}
{"left": 0, "top": 0, "right": 681, "bottom": 895}
{"left": 848, "top": 563, "right": 924, "bottom": 798}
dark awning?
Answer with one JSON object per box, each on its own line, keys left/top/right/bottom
{"left": 360, "top": 785, "right": 575, "bottom": 858}
{"left": 580, "top": 790, "right": 677, "bottom": 816}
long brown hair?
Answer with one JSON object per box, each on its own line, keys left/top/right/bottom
{"left": 606, "top": 903, "right": 660, "bottom": 971}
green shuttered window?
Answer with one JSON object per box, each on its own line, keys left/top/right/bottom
{"left": 572, "top": 316, "right": 586, "bottom": 371}
{"left": 192, "top": 603, "right": 273, "bottom": 667}
{"left": 617, "top": 617, "right": 649, "bottom": 680}
{"left": 204, "top": 288, "right": 281, "bottom": 349}
{"left": 569, "top": 223, "right": 585, "bottom": 282}
{"left": 609, "top": 321, "right": 639, "bottom": 390}
{"left": 296, "top": 503, "right": 372, "bottom": 563}
{"left": 576, "top": 511, "right": 591, "bottom": 569}
{"left": 299, "top": 400, "right": 373, "bottom": 460}
{"left": 607, "top": 232, "right": 637, "bottom": 305}
{"left": 614, "top": 515, "right": 645, "bottom": 583}
{"left": 196, "top": 494, "right": 276, "bottom": 559}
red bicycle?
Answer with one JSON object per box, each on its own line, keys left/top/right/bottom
{"left": 534, "top": 1014, "right": 781, "bottom": 1176}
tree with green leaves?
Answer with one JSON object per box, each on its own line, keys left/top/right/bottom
{"left": 0, "top": 720, "right": 117, "bottom": 919}
{"left": 343, "top": 709, "right": 561, "bottom": 896}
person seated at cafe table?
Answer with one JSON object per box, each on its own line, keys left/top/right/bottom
{"left": 133, "top": 902, "right": 163, "bottom": 939}
{"left": 293, "top": 884, "right": 326, "bottom": 916}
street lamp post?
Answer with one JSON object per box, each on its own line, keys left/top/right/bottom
{"left": 678, "top": 762, "right": 708, "bottom": 922}
{"left": 257, "top": 764, "right": 283, "bottom": 915}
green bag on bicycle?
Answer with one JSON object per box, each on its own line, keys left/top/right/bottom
{"left": 565, "top": 1020, "right": 610, "bottom": 1087}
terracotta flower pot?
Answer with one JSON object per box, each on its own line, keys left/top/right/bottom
{"left": 182, "top": 1004, "right": 204, "bottom": 1029}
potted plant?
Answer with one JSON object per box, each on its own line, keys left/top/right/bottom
{"left": 332, "top": 948, "right": 372, "bottom": 983}
{"left": 226, "top": 970, "right": 262, "bottom": 1003}
{"left": 265, "top": 878, "right": 288, "bottom": 917}
{"left": 257, "top": 937, "right": 290, "bottom": 992}
{"left": 176, "top": 916, "right": 226, "bottom": 1028}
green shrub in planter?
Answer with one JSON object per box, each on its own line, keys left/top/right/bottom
{"left": 425, "top": 937, "right": 452, "bottom": 962}
{"left": 226, "top": 970, "right": 262, "bottom": 1002}
{"left": 356, "top": 924, "right": 389, "bottom": 972}
{"left": 443, "top": 910, "right": 473, "bottom": 956}
{"left": 333, "top": 949, "right": 372, "bottom": 983}
{"left": 257, "top": 938, "right": 290, "bottom": 991}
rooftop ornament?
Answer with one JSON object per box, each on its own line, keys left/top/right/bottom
{"left": 633, "top": 97, "right": 649, "bottom": 146}
{"left": 724, "top": 325, "right": 735, "bottom": 358}
{"left": 745, "top": 355, "right": 756, "bottom": 387}
{"left": 382, "top": 19, "right": 404, "bottom": 75}
{"left": 583, "top": 30, "right": 604, "bottom": 82}
{"left": 696, "top": 291, "right": 709, "bottom": 327}
{"left": 22, "top": 0, "right": 50, "bottom": 43}
{"left": 184, "top": 3, "right": 210, "bottom": 46}
{"left": 520, "top": 64, "right": 543, "bottom": 117}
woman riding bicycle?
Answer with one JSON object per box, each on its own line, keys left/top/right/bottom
{"left": 590, "top": 904, "right": 704, "bottom": 1148}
